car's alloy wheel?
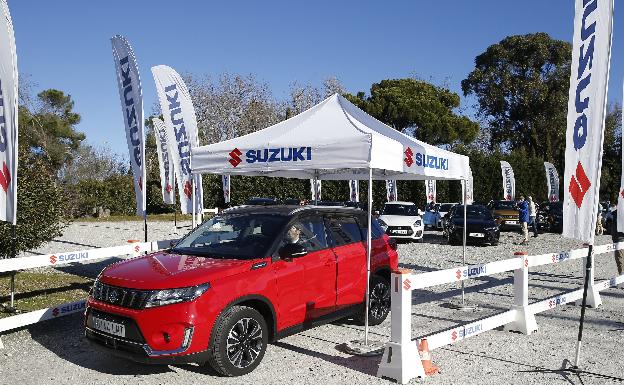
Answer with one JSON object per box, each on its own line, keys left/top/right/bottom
{"left": 208, "top": 305, "right": 268, "bottom": 376}
{"left": 226, "top": 317, "right": 263, "bottom": 369}
{"left": 369, "top": 279, "right": 390, "bottom": 321}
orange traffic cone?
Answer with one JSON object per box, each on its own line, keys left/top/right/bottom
{"left": 418, "top": 338, "right": 440, "bottom": 375}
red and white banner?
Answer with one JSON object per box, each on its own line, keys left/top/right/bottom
{"left": 349, "top": 180, "right": 359, "bottom": 202}
{"left": 618, "top": 81, "right": 624, "bottom": 233}
{"left": 544, "top": 162, "right": 560, "bottom": 202}
{"left": 563, "top": 0, "right": 614, "bottom": 243}
{"left": 152, "top": 118, "right": 175, "bottom": 205}
{"left": 112, "top": 35, "right": 145, "bottom": 216}
{"left": 152, "top": 65, "right": 204, "bottom": 214}
{"left": 310, "top": 179, "right": 321, "bottom": 201}
{"left": 425, "top": 180, "right": 436, "bottom": 204}
{"left": 500, "top": 161, "right": 515, "bottom": 201}
{"left": 222, "top": 174, "right": 230, "bottom": 204}
{"left": 386, "top": 180, "right": 398, "bottom": 202}
{"left": 0, "top": 0, "right": 18, "bottom": 225}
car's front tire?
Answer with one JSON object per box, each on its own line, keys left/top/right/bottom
{"left": 208, "top": 305, "right": 268, "bottom": 377}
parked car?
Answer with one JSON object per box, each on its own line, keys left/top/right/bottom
{"left": 444, "top": 204, "right": 500, "bottom": 246}
{"left": 537, "top": 201, "right": 563, "bottom": 233}
{"left": 437, "top": 202, "right": 458, "bottom": 229}
{"left": 488, "top": 200, "right": 520, "bottom": 230}
{"left": 378, "top": 201, "right": 424, "bottom": 242}
{"left": 85, "top": 205, "right": 398, "bottom": 376}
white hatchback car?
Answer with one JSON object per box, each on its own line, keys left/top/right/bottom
{"left": 378, "top": 201, "right": 424, "bottom": 242}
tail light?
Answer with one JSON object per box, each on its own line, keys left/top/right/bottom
{"left": 388, "top": 238, "right": 398, "bottom": 251}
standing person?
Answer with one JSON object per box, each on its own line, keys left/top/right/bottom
{"left": 527, "top": 196, "right": 538, "bottom": 238}
{"left": 517, "top": 195, "right": 529, "bottom": 245}
{"left": 610, "top": 210, "right": 624, "bottom": 281}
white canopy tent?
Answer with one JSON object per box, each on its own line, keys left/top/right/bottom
{"left": 192, "top": 94, "right": 470, "bottom": 181}
{"left": 191, "top": 93, "right": 471, "bottom": 348}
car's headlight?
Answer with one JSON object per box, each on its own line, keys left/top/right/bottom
{"left": 484, "top": 227, "right": 498, "bottom": 231}
{"left": 144, "top": 283, "right": 210, "bottom": 308}
{"left": 378, "top": 219, "right": 388, "bottom": 228}
{"left": 414, "top": 220, "right": 422, "bottom": 227}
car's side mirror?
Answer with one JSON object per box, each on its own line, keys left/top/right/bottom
{"left": 279, "top": 243, "right": 308, "bottom": 261}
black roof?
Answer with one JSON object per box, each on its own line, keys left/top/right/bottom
{"left": 223, "top": 204, "right": 365, "bottom": 217}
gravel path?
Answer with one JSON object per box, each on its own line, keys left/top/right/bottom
{"left": 1, "top": 221, "right": 623, "bottom": 385}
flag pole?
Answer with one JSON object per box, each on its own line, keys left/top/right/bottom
{"left": 573, "top": 245, "right": 593, "bottom": 369}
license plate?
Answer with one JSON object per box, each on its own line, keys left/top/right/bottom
{"left": 92, "top": 316, "right": 126, "bottom": 337}
{"left": 393, "top": 230, "right": 408, "bottom": 234}
{"left": 469, "top": 232, "right": 485, "bottom": 237}
{"left": 506, "top": 221, "right": 517, "bottom": 225}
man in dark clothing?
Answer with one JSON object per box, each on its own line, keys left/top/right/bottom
{"left": 517, "top": 196, "right": 529, "bottom": 245}
{"left": 610, "top": 210, "right": 624, "bottom": 278}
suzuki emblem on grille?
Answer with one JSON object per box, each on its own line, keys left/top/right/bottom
{"left": 108, "top": 289, "right": 120, "bottom": 303}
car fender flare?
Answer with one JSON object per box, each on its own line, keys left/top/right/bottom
{"left": 216, "top": 294, "right": 278, "bottom": 340}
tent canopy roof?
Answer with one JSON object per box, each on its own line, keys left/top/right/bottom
{"left": 191, "top": 94, "right": 470, "bottom": 181}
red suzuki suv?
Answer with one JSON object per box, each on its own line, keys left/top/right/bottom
{"left": 85, "top": 205, "right": 398, "bottom": 376}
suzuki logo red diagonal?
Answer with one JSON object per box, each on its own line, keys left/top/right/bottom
{"left": 402, "top": 279, "right": 411, "bottom": 291}
{"left": 229, "top": 148, "right": 242, "bottom": 167}
{"left": 184, "top": 180, "right": 192, "bottom": 199}
{"left": 404, "top": 147, "right": 413, "bottom": 167}
{"left": 0, "top": 162, "right": 11, "bottom": 193}
{"left": 569, "top": 162, "right": 591, "bottom": 208}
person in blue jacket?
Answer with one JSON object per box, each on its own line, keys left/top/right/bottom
{"left": 517, "top": 195, "right": 529, "bottom": 245}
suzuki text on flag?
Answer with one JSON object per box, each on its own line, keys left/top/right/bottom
{"left": 111, "top": 35, "right": 146, "bottom": 216}
{"left": 153, "top": 118, "right": 175, "bottom": 205}
{"left": 563, "top": 0, "right": 614, "bottom": 243}
{"left": 544, "top": 162, "right": 560, "bottom": 203}
{"left": 500, "top": 161, "right": 515, "bottom": 201}
{"left": 152, "top": 65, "right": 204, "bottom": 215}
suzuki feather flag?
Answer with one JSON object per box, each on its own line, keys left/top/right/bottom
{"left": 544, "top": 162, "right": 560, "bottom": 202}
{"left": 617, "top": 81, "right": 624, "bottom": 233}
{"left": 465, "top": 168, "right": 474, "bottom": 205}
{"left": 152, "top": 118, "right": 175, "bottom": 205}
{"left": 500, "top": 161, "right": 515, "bottom": 201}
{"left": 152, "top": 65, "right": 203, "bottom": 215}
{"left": 563, "top": 0, "right": 613, "bottom": 243}
{"left": 222, "top": 174, "right": 230, "bottom": 204}
{"left": 386, "top": 180, "right": 398, "bottom": 202}
{"left": 310, "top": 179, "right": 321, "bottom": 201}
{"left": 425, "top": 180, "right": 436, "bottom": 204}
{"left": 111, "top": 35, "right": 145, "bottom": 216}
{"left": 349, "top": 180, "right": 359, "bottom": 202}
{"left": 0, "top": 0, "right": 18, "bottom": 225}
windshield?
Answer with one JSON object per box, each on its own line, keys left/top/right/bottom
{"left": 492, "top": 201, "right": 517, "bottom": 210}
{"left": 171, "top": 214, "right": 288, "bottom": 259}
{"left": 382, "top": 204, "right": 419, "bottom": 216}
{"left": 439, "top": 204, "right": 455, "bottom": 212}
{"left": 451, "top": 205, "right": 493, "bottom": 219}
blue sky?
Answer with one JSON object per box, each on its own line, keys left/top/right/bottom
{"left": 9, "top": 1, "right": 624, "bottom": 157}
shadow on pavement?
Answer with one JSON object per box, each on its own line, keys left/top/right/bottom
{"left": 28, "top": 313, "right": 174, "bottom": 376}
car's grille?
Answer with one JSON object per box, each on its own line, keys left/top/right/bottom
{"left": 502, "top": 215, "right": 518, "bottom": 219}
{"left": 92, "top": 281, "right": 152, "bottom": 309}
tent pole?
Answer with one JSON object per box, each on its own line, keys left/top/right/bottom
{"left": 192, "top": 175, "right": 196, "bottom": 229}
{"left": 364, "top": 168, "right": 373, "bottom": 345}
{"left": 462, "top": 179, "right": 467, "bottom": 306}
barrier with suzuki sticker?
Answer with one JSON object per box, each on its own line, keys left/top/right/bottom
{"left": 377, "top": 241, "right": 624, "bottom": 384}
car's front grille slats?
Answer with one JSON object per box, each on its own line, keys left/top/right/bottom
{"left": 92, "top": 281, "right": 152, "bottom": 310}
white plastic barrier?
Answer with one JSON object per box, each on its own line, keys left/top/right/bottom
{"left": 0, "top": 238, "right": 177, "bottom": 335}
{"left": 377, "top": 242, "right": 624, "bottom": 384}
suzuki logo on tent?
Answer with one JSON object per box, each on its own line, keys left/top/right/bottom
{"left": 569, "top": 162, "right": 591, "bottom": 208}
{"left": 229, "top": 148, "right": 242, "bottom": 167}
{"left": 404, "top": 147, "right": 414, "bottom": 167}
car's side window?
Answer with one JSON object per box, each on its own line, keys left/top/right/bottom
{"left": 359, "top": 218, "right": 384, "bottom": 240}
{"left": 326, "top": 217, "right": 363, "bottom": 247}
{"left": 280, "top": 216, "right": 328, "bottom": 252}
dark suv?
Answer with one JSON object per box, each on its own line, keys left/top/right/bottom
{"left": 85, "top": 205, "right": 398, "bottom": 376}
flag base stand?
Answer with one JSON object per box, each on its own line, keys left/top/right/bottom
{"left": 445, "top": 300, "right": 478, "bottom": 311}
{"left": 0, "top": 304, "right": 21, "bottom": 314}
{"left": 519, "top": 359, "right": 624, "bottom": 382}
{"left": 343, "top": 339, "right": 385, "bottom": 356}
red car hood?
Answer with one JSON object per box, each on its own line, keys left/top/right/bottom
{"left": 100, "top": 251, "right": 258, "bottom": 289}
